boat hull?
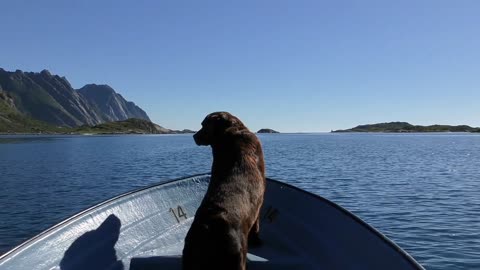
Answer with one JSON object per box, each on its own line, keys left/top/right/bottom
{"left": 0, "top": 175, "right": 424, "bottom": 270}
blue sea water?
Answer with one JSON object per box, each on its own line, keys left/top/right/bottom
{"left": 0, "top": 133, "right": 479, "bottom": 269}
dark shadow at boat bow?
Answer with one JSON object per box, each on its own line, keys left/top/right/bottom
{"left": 60, "top": 214, "right": 124, "bottom": 270}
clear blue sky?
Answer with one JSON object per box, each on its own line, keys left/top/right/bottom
{"left": 1, "top": 1, "right": 479, "bottom": 132}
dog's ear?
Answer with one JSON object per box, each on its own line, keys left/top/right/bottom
{"left": 207, "top": 112, "right": 237, "bottom": 130}
{"left": 211, "top": 112, "right": 231, "bottom": 123}
{"left": 216, "top": 112, "right": 242, "bottom": 128}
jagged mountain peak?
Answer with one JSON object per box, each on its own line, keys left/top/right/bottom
{"left": 78, "top": 84, "right": 116, "bottom": 97}
{"left": 77, "top": 83, "right": 150, "bottom": 122}
{"left": 40, "top": 69, "right": 52, "bottom": 77}
{"left": 80, "top": 83, "right": 114, "bottom": 90}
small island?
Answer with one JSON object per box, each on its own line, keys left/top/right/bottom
{"left": 332, "top": 122, "right": 480, "bottom": 133}
{"left": 257, "top": 128, "right": 280, "bottom": 134}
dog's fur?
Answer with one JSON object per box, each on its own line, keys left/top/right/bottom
{"left": 182, "top": 112, "right": 266, "bottom": 270}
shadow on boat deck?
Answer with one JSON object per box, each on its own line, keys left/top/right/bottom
{"left": 60, "top": 214, "right": 124, "bottom": 270}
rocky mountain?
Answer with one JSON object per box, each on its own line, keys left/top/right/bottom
{"left": 0, "top": 87, "right": 15, "bottom": 109}
{"left": 0, "top": 68, "right": 150, "bottom": 127}
{"left": 77, "top": 84, "right": 150, "bottom": 123}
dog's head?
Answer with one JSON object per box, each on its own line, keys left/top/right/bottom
{"left": 194, "top": 112, "right": 245, "bottom": 146}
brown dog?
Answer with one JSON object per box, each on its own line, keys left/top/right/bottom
{"left": 182, "top": 112, "right": 266, "bottom": 270}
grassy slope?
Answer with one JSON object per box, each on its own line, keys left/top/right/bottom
{"left": 0, "top": 106, "right": 177, "bottom": 135}
{"left": 0, "top": 98, "right": 64, "bottom": 133}
{"left": 71, "top": 118, "right": 169, "bottom": 134}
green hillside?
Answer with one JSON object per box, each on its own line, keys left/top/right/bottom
{"left": 0, "top": 94, "right": 63, "bottom": 134}
{"left": 72, "top": 118, "right": 185, "bottom": 134}
{"left": 333, "top": 122, "right": 480, "bottom": 133}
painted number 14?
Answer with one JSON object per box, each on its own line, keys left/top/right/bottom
{"left": 169, "top": 206, "right": 188, "bottom": 223}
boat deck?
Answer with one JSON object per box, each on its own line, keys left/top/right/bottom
{"left": 0, "top": 175, "right": 424, "bottom": 270}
